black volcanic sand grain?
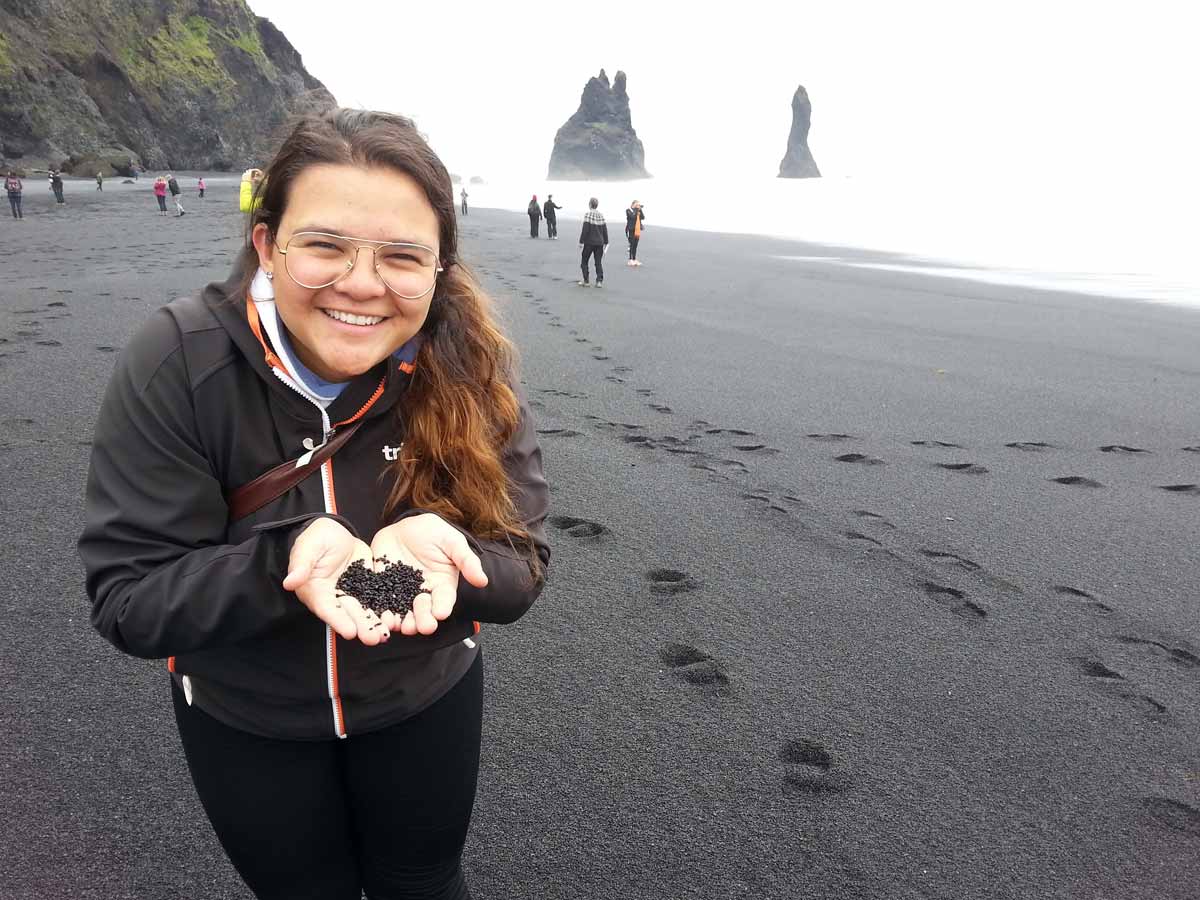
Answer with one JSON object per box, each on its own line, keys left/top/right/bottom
{"left": 335, "top": 557, "right": 428, "bottom": 618}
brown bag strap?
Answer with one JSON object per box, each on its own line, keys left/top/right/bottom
{"left": 227, "top": 419, "right": 365, "bottom": 523}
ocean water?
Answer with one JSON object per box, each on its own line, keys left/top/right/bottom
{"left": 462, "top": 173, "right": 1200, "bottom": 307}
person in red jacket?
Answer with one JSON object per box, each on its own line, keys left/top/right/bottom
{"left": 152, "top": 176, "right": 168, "bottom": 215}
{"left": 5, "top": 171, "right": 23, "bottom": 219}
{"left": 80, "top": 108, "right": 550, "bottom": 900}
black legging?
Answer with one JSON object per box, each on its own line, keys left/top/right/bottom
{"left": 7, "top": 194, "right": 21, "bottom": 218}
{"left": 628, "top": 235, "right": 640, "bottom": 260}
{"left": 529, "top": 214, "right": 540, "bottom": 237}
{"left": 581, "top": 244, "right": 604, "bottom": 283}
{"left": 172, "top": 651, "right": 483, "bottom": 900}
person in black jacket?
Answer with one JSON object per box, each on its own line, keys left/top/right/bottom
{"left": 527, "top": 194, "right": 542, "bottom": 237}
{"left": 49, "top": 169, "right": 65, "bottom": 204}
{"left": 578, "top": 197, "right": 608, "bottom": 287}
{"left": 167, "top": 173, "right": 185, "bottom": 216}
{"left": 625, "top": 200, "right": 645, "bottom": 266}
{"left": 79, "top": 108, "right": 550, "bottom": 900}
{"left": 543, "top": 194, "right": 562, "bottom": 239}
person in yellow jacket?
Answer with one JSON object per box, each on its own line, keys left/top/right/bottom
{"left": 239, "top": 168, "right": 264, "bottom": 213}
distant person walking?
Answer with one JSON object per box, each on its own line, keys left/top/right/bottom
{"left": 543, "top": 195, "right": 562, "bottom": 239}
{"left": 6, "top": 171, "right": 23, "bottom": 219}
{"left": 132, "top": 165, "right": 139, "bottom": 182}
{"left": 625, "top": 200, "right": 645, "bottom": 266}
{"left": 578, "top": 197, "right": 608, "bottom": 287}
{"left": 527, "top": 195, "right": 542, "bottom": 238}
{"left": 167, "top": 173, "right": 185, "bottom": 216}
{"left": 153, "top": 176, "right": 169, "bottom": 215}
{"left": 49, "top": 169, "right": 65, "bottom": 205}
{"left": 197, "top": 177, "right": 206, "bottom": 199}
{"left": 460, "top": 188, "right": 468, "bottom": 215}
{"left": 96, "top": 172, "right": 104, "bottom": 191}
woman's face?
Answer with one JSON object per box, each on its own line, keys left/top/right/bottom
{"left": 252, "top": 163, "right": 442, "bottom": 384}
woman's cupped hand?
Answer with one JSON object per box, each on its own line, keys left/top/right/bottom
{"left": 284, "top": 515, "right": 487, "bottom": 645}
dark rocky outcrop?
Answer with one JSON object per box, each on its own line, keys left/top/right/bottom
{"left": 778, "top": 85, "right": 820, "bottom": 179}
{"left": 548, "top": 69, "right": 649, "bottom": 181}
{"left": 0, "top": 0, "right": 335, "bottom": 174}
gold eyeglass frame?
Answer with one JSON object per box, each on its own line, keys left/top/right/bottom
{"left": 277, "top": 231, "right": 444, "bottom": 299}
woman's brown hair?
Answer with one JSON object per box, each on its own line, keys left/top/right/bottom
{"left": 237, "top": 108, "right": 539, "bottom": 579}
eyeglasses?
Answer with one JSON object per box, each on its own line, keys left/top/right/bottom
{"left": 277, "top": 231, "right": 443, "bottom": 299}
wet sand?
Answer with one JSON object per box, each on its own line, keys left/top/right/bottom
{"left": 2, "top": 179, "right": 1198, "bottom": 898}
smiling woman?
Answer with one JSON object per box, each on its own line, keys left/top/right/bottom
{"left": 79, "top": 108, "right": 550, "bottom": 900}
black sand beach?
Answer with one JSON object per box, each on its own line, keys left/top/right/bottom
{"left": 2, "top": 178, "right": 1198, "bottom": 898}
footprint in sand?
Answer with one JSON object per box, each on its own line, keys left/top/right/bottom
{"left": 1159, "top": 484, "right": 1200, "bottom": 495}
{"left": 592, "top": 354, "right": 611, "bottom": 361}
{"left": 1112, "top": 636, "right": 1200, "bottom": 669}
{"left": 912, "top": 440, "right": 965, "bottom": 448}
{"left": 35, "top": 340, "right": 62, "bottom": 347}
{"left": 1073, "top": 657, "right": 1123, "bottom": 680}
{"left": 921, "top": 582, "right": 986, "bottom": 619}
{"left": 659, "top": 643, "right": 729, "bottom": 688}
{"left": 1143, "top": 797, "right": 1200, "bottom": 837}
{"left": 936, "top": 462, "right": 989, "bottom": 474}
{"left": 1006, "top": 441, "right": 1054, "bottom": 451}
{"left": 920, "top": 549, "right": 982, "bottom": 572}
{"left": 835, "top": 453, "right": 885, "bottom": 466}
{"left": 706, "top": 428, "right": 755, "bottom": 436}
{"left": 547, "top": 516, "right": 607, "bottom": 539}
{"left": 536, "top": 428, "right": 582, "bottom": 438}
{"left": 648, "top": 403, "right": 673, "bottom": 414}
{"left": 1183, "top": 446, "right": 1200, "bottom": 453}
{"left": 574, "top": 337, "right": 589, "bottom": 343}
{"left": 612, "top": 366, "right": 633, "bottom": 374}
{"left": 807, "top": 433, "right": 857, "bottom": 442}
{"left": 1052, "top": 585, "right": 1113, "bottom": 613}
{"left": 605, "top": 375, "right": 626, "bottom": 384}
{"left": 734, "top": 443, "right": 781, "bottom": 455}
{"left": 843, "top": 531, "right": 883, "bottom": 546}
{"left": 46, "top": 301, "right": 67, "bottom": 308}
{"left": 1051, "top": 476, "right": 1103, "bottom": 488}
{"left": 853, "top": 510, "right": 895, "bottom": 528}
{"left": 1100, "top": 445, "right": 1149, "bottom": 454}
{"left": 645, "top": 569, "right": 699, "bottom": 595}
{"left": 780, "top": 738, "right": 852, "bottom": 795}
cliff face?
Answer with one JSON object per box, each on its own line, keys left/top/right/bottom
{"left": 778, "top": 85, "right": 820, "bottom": 179}
{"left": 0, "top": 0, "right": 335, "bottom": 173}
{"left": 547, "top": 69, "right": 649, "bottom": 181}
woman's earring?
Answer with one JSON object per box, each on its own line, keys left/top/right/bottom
{"left": 265, "top": 271, "right": 274, "bottom": 281}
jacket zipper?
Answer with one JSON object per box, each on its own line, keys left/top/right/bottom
{"left": 268, "top": 364, "right": 348, "bottom": 737}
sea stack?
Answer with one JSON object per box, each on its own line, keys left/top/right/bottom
{"left": 778, "top": 85, "right": 821, "bottom": 179}
{"left": 547, "top": 69, "right": 650, "bottom": 181}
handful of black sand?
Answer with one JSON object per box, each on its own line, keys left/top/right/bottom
{"left": 335, "top": 556, "right": 428, "bottom": 619}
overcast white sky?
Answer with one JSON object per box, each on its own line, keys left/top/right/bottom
{"left": 246, "top": 1, "right": 1197, "bottom": 187}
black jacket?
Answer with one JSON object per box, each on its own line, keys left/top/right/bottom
{"left": 578, "top": 211, "right": 609, "bottom": 247}
{"left": 543, "top": 200, "right": 561, "bottom": 220}
{"left": 79, "top": 264, "right": 550, "bottom": 739}
{"left": 167, "top": 177, "right": 180, "bottom": 196}
{"left": 625, "top": 206, "right": 645, "bottom": 237}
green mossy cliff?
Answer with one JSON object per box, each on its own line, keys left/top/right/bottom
{"left": 0, "top": 0, "right": 336, "bottom": 173}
